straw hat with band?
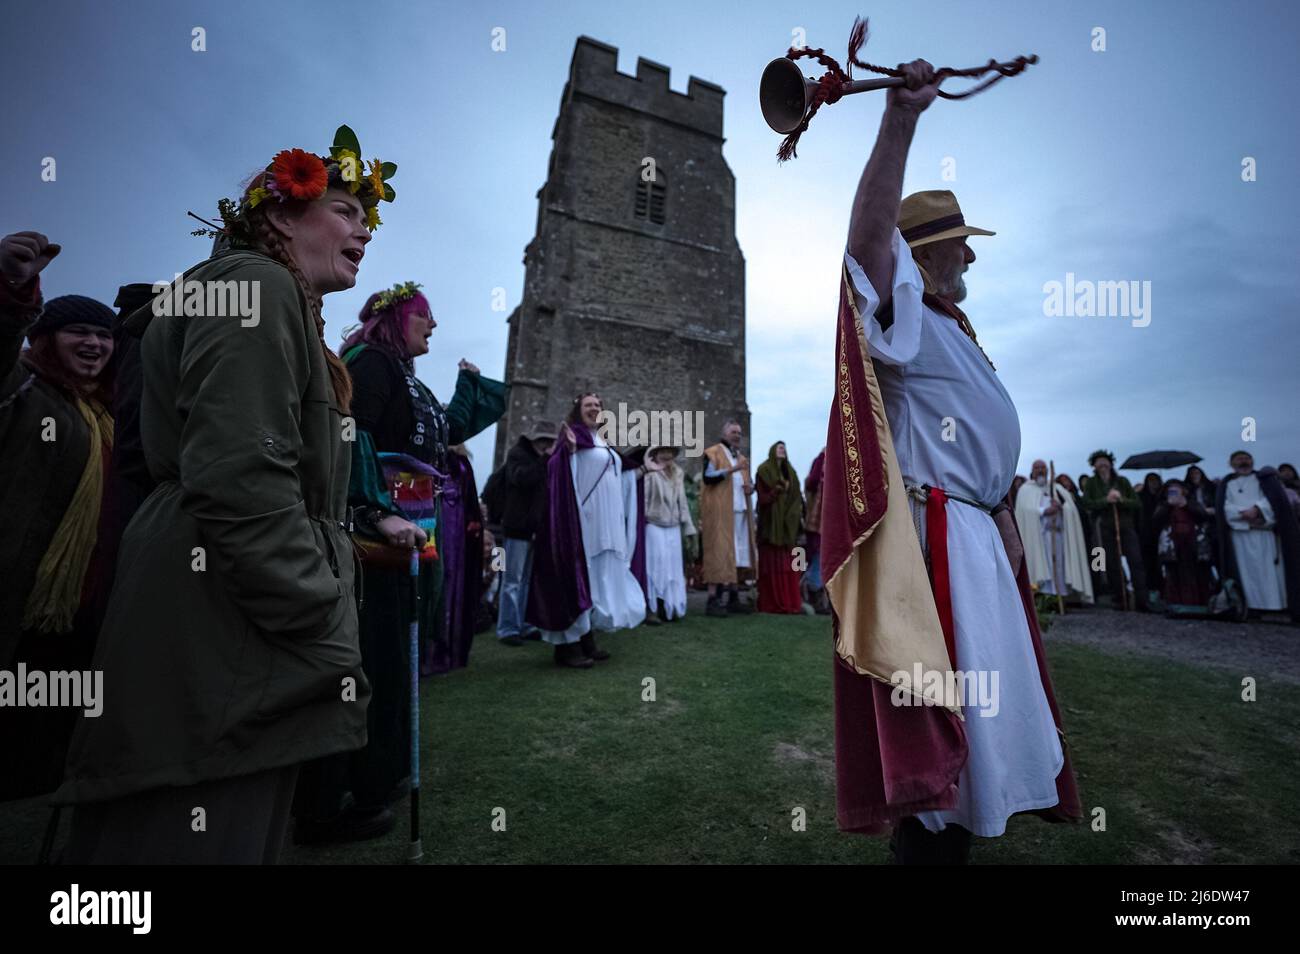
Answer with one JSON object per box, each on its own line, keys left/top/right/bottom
{"left": 898, "top": 190, "right": 995, "bottom": 249}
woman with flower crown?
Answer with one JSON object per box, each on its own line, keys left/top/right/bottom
{"left": 53, "top": 126, "right": 412, "bottom": 864}
{"left": 291, "top": 279, "right": 505, "bottom": 845}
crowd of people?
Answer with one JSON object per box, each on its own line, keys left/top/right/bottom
{"left": 1010, "top": 450, "right": 1299, "bottom": 620}
{"left": 0, "top": 127, "right": 510, "bottom": 857}
{"left": 2, "top": 118, "right": 1295, "bottom": 867}
{"left": 479, "top": 414, "right": 839, "bottom": 667}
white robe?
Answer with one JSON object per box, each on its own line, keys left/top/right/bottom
{"left": 1015, "top": 481, "right": 1094, "bottom": 603}
{"left": 847, "top": 232, "right": 1064, "bottom": 837}
{"left": 1225, "top": 473, "right": 1287, "bottom": 610}
{"left": 645, "top": 524, "right": 687, "bottom": 618}
{"left": 719, "top": 444, "right": 752, "bottom": 568}
{"left": 542, "top": 433, "right": 645, "bottom": 644}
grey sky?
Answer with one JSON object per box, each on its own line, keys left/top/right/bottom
{"left": 4, "top": 0, "right": 1296, "bottom": 488}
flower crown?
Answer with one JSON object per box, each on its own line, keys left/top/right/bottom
{"left": 191, "top": 125, "right": 396, "bottom": 240}
{"left": 1088, "top": 448, "right": 1116, "bottom": 465}
{"left": 373, "top": 280, "right": 424, "bottom": 313}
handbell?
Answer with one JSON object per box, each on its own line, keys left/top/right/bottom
{"left": 759, "top": 57, "right": 903, "bottom": 134}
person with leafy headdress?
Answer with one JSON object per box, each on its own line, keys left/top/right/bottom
{"left": 1081, "top": 449, "right": 1149, "bottom": 611}
{"left": 756, "top": 441, "right": 804, "bottom": 614}
{"left": 291, "top": 274, "right": 503, "bottom": 845}
{"left": 54, "top": 125, "right": 394, "bottom": 863}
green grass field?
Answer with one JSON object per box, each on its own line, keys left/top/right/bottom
{"left": 4, "top": 608, "right": 1295, "bottom": 864}
{"left": 286, "top": 609, "right": 1300, "bottom": 865}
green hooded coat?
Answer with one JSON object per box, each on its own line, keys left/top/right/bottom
{"left": 756, "top": 442, "right": 803, "bottom": 549}
{"left": 55, "top": 251, "right": 369, "bottom": 805}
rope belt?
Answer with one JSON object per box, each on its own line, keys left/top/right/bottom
{"left": 905, "top": 482, "right": 994, "bottom": 514}
{"left": 903, "top": 483, "right": 1010, "bottom": 669}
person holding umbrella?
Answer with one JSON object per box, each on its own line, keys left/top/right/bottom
{"left": 1081, "top": 449, "right": 1148, "bottom": 612}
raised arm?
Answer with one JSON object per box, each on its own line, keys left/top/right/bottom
{"left": 846, "top": 60, "right": 940, "bottom": 304}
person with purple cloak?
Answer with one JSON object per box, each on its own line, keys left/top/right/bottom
{"left": 424, "top": 444, "right": 486, "bottom": 674}
{"left": 620, "top": 445, "right": 653, "bottom": 625}
{"left": 526, "top": 392, "right": 645, "bottom": 668}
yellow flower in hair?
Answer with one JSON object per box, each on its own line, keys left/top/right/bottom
{"left": 246, "top": 186, "right": 270, "bottom": 209}
{"left": 334, "top": 148, "right": 362, "bottom": 194}
{"left": 366, "top": 205, "right": 382, "bottom": 232}
{"left": 367, "top": 159, "right": 385, "bottom": 200}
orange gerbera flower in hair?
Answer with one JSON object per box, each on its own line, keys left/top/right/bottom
{"left": 270, "top": 148, "right": 329, "bottom": 200}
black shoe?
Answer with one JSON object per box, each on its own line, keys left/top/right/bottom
{"left": 522, "top": 628, "right": 543, "bottom": 641}
{"left": 706, "top": 595, "right": 728, "bottom": 618}
{"left": 580, "top": 632, "right": 611, "bottom": 661}
{"left": 656, "top": 600, "right": 671, "bottom": 623}
{"left": 889, "top": 817, "right": 971, "bottom": 865}
{"left": 643, "top": 609, "right": 663, "bottom": 626}
{"left": 498, "top": 635, "right": 525, "bottom": 647}
{"left": 293, "top": 806, "right": 396, "bottom": 846}
{"left": 727, "top": 595, "right": 754, "bottom": 614}
{"left": 555, "top": 642, "right": 594, "bottom": 668}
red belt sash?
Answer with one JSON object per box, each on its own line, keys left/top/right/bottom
{"left": 925, "top": 486, "right": 959, "bottom": 669}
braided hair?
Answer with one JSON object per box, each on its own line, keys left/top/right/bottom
{"left": 244, "top": 202, "right": 354, "bottom": 413}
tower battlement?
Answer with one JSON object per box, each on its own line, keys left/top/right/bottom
{"left": 567, "top": 36, "right": 725, "bottom": 138}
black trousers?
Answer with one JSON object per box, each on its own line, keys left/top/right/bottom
{"left": 292, "top": 568, "right": 412, "bottom": 823}
{"left": 61, "top": 764, "right": 300, "bottom": 864}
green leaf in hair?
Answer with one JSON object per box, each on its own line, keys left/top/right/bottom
{"left": 333, "top": 125, "right": 363, "bottom": 159}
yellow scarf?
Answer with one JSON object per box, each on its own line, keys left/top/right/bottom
{"left": 23, "top": 397, "right": 114, "bottom": 633}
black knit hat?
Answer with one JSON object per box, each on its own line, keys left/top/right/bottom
{"left": 28, "top": 294, "right": 115, "bottom": 338}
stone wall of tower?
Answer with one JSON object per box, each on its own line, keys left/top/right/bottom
{"left": 495, "top": 36, "right": 748, "bottom": 472}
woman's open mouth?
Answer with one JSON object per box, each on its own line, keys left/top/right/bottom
{"left": 341, "top": 248, "right": 364, "bottom": 267}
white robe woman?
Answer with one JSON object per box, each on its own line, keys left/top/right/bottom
{"left": 642, "top": 447, "right": 696, "bottom": 621}
{"left": 542, "top": 425, "right": 645, "bottom": 649}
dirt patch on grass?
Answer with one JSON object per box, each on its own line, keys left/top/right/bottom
{"left": 1045, "top": 606, "right": 1300, "bottom": 684}
{"left": 638, "top": 696, "right": 685, "bottom": 718}
{"left": 772, "top": 741, "right": 834, "bottom": 782}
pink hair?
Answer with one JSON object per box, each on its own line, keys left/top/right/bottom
{"left": 340, "top": 289, "right": 430, "bottom": 359}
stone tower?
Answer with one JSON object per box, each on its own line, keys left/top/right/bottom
{"left": 494, "top": 36, "right": 748, "bottom": 470}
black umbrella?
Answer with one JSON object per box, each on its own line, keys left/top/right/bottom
{"left": 1118, "top": 450, "right": 1202, "bottom": 471}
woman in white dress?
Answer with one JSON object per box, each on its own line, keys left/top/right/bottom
{"left": 642, "top": 446, "right": 696, "bottom": 621}
{"left": 542, "top": 393, "right": 644, "bottom": 667}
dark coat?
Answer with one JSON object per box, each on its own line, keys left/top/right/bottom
{"left": 1081, "top": 472, "right": 1141, "bottom": 533}
{"left": 55, "top": 251, "right": 370, "bottom": 805}
{"left": 501, "top": 435, "right": 547, "bottom": 540}
{"left": 1, "top": 277, "right": 113, "bottom": 801}
{"left": 0, "top": 277, "right": 93, "bottom": 666}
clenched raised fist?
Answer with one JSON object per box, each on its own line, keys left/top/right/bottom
{"left": 0, "top": 231, "right": 62, "bottom": 286}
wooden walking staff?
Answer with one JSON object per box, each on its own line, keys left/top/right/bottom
{"left": 760, "top": 16, "right": 1039, "bottom": 160}
{"left": 1049, "top": 460, "right": 1065, "bottom": 615}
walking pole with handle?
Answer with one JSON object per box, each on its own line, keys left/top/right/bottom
{"left": 407, "top": 545, "right": 423, "bottom": 863}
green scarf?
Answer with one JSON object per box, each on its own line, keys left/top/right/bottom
{"left": 756, "top": 442, "right": 802, "bottom": 548}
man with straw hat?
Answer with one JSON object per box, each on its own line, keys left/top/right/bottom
{"left": 823, "top": 60, "right": 1079, "bottom": 863}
